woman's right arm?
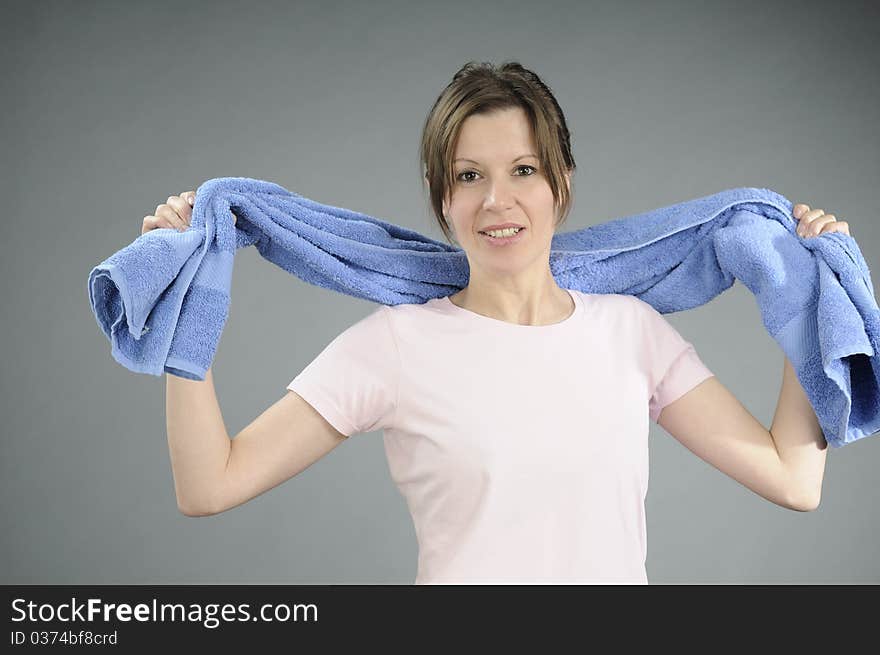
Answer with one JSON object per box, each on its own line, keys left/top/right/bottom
{"left": 167, "top": 367, "right": 348, "bottom": 517}
{"left": 152, "top": 191, "right": 346, "bottom": 516}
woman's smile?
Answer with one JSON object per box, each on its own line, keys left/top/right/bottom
{"left": 478, "top": 226, "right": 527, "bottom": 246}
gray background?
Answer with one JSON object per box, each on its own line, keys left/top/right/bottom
{"left": 3, "top": 0, "right": 878, "bottom": 584}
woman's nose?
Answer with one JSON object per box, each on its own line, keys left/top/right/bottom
{"left": 482, "top": 180, "right": 515, "bottom": 210}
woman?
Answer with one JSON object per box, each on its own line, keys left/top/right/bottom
{"left": 154, "top": 61, "right": 847, "bottom": 584}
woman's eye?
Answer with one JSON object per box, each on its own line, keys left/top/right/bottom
{"left": 456, "top": 165, "right": 536, "bottom": 183}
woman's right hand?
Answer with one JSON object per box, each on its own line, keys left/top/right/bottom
{"left": 142, "top": 191, "right": 197, "bottom": 236}
{"left": 142, "top": 190, "right": 238, "bottom": 236}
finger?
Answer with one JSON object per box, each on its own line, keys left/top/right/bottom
{"left": 181, "top": 190, "right": 195, "bottom": 206}
{"left": 805, "top": 215, "right": 837, "bottom": 237}
{"left": 801, "top": 208, "right": 825, "bottom": 222}
{"left": 142, "top": 215, "right": 159, "bottom": 235}
{"left": 793, "top": 203, "right": 810, "bottom": 219}
{"left": 142, "top": 215, "right": 174, "bottom": 234}
{"left": 796, "top": 208, "right": 826, "bottom": 235}
{"left": 167, "top": 195, "right": 192, "bottom": 225}
{"left": 155, "top": 203, "right": 188, "bottom": 231}
{"left": 819, "top": 219, "right": 849, "bottom": 236}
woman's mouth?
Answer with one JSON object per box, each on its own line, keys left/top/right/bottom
{"left": 478, "top": 227, "right": 526, "bottom": 246}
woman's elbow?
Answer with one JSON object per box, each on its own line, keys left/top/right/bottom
{"left": 787, "top": 491, "right": 821, "bottom": 512}
{"left": 177, "top": 501, "right": 218, "bottom": 517}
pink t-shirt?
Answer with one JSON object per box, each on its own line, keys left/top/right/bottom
{"left": 287, "top": 289, "right": 714, "bottom": 584}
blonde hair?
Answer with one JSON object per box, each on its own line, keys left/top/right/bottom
{"left": 418, "top": 60, "right": 577, "bottom": 245}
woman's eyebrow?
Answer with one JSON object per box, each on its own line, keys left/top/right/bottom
{"left": 454, "top": 153, "right": 538, "bottom": 164}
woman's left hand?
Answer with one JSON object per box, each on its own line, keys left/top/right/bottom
{"left": 793, "top": 203, "right": 851, "bottom": 238}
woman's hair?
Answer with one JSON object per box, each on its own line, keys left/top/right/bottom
{"left": 419, "top": 60, "right": 577, "bottom": 245}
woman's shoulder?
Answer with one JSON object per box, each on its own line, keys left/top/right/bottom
{"left": 571, "top": 291, "right": 664, "bottom": 329}
{"left": 573, "top": 290, "right": 644, "bottom": 310}
{"left": 383, "top": 296, "right": 448, "bottom": 317}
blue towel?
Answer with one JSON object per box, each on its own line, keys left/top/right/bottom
{"left": 87, "top": 177, "right": 878, "bottom": 449}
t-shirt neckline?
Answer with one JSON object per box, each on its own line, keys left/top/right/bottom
{"left": 440, "top": 288, "right": 581, "bottom": 329}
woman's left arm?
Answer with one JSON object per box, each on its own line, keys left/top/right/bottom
{"left": 656, "top": 202, "right": 847, "bottom": 512}
{"left": 656, "top": 371, "right": 825, "bottom": 513}
{"left": 765, "top": 202, "right": 848, "bottom": 507}
{"left": 767, "top": 354, "right": 828, "bottom": 509}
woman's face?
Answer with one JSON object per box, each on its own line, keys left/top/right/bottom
{"left": 443, "top": 106, "right": 568, "bottom": 276}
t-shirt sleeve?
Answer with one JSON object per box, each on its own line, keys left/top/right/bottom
{"left": 633, "top": 298, "right": 715, "bottom": 423}
{"left": 286, "top": 305, "right": 400, "bottom": 438}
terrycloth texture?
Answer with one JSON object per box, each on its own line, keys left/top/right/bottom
{"left": 87, "top": 177, "right": 879, "bottom": 448}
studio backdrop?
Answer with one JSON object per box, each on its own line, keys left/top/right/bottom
{"left": 4, "top": 0, "right": 879, "bottom": 584}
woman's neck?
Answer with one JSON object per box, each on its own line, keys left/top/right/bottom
{"left": 447, "top": 282, "right": 574, "bottom": 326}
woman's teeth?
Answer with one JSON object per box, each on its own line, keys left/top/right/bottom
{"left": 482, "top": 227, "right": 522, "bottom": 238}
